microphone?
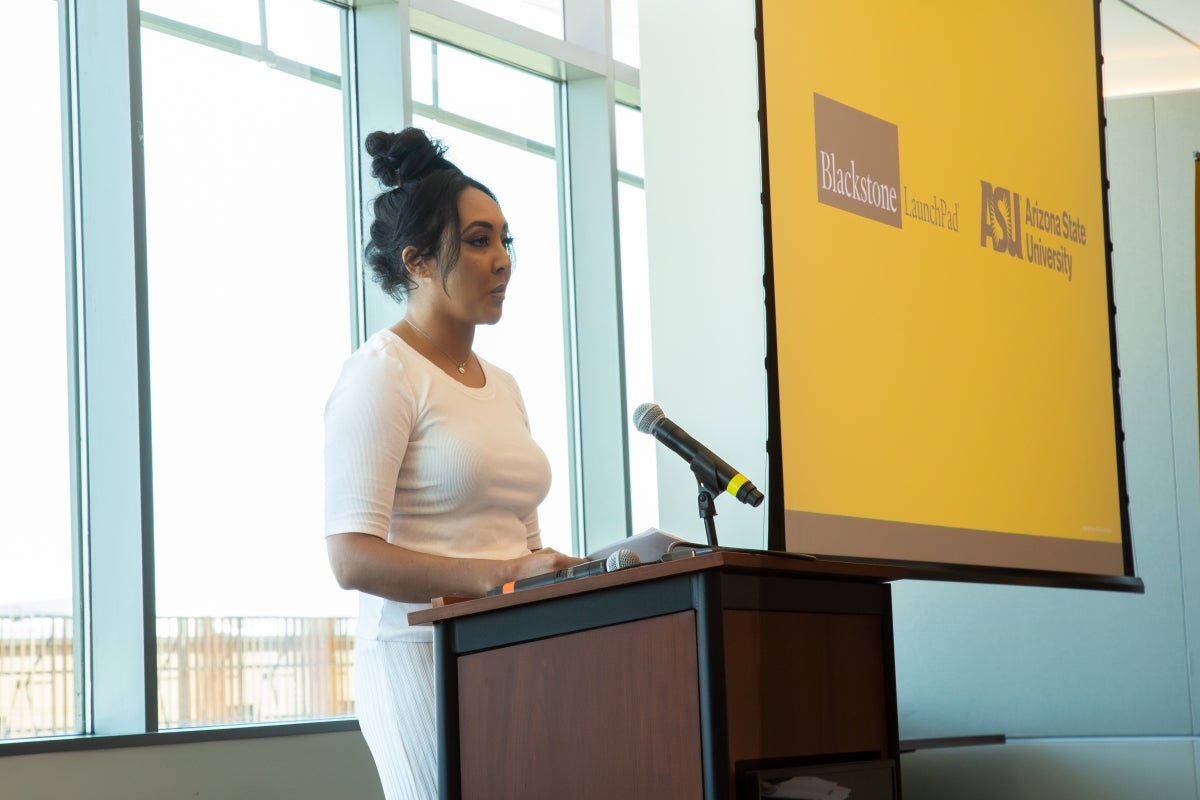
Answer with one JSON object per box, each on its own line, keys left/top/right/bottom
{"left": 633, "top": 402, "right": 764, "bottom": 507}
{"left": 487, "top": 549, "right": 642, "bottom": 596}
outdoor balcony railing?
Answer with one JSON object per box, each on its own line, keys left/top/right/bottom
{"left": 1, "top": 615, "right": 356, "bottom": 739}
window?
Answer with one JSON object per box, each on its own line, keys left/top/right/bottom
{"left": 452, "top": 0, "right": 563, "bottom": 38}
{"left": 140, "top": 0, "right": 259, "bottom": 42}
{"left": 419, "top": 40, "right": 557, "bottom": 145}
{"left": 1, "top": 0, "right": 645, "bottom": 747}
{"left": 140, "top": 1, "right": 354, "bottom": 728}
{"left": 411, "top": 37, "right": 571, "bottom": 553}
{"left": 616, "top": 104, "right": 657, "bottom": 530}
{"left": 612, "top": 0, "right": 640, "bottom": 67}
{"left": 0, "top": 0, "right": 77, "bottom": 740}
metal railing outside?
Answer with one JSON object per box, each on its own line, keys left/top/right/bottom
{"left": 0, "top": 616, "right": 74, "bottom": 739}
{"left": 1, "top": 616, "right": 356, "bottom": 739}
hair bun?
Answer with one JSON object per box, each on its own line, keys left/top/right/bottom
{"left": 365, "top": 128, "right": 457, "bottom": 189}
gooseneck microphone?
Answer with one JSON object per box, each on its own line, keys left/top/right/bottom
{"left": 633, "top": 402, "right": 765, "bottom": 507}
{"left": 487, "top": 549, "right": 642, "bottom": 596}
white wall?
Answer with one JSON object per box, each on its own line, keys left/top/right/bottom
{"left": 0, "top": 730, "right": 383, "bottom": 800}
{"left": 639, "top": 0, "right": 770, "bottom": 550}
{"left": 640, "top": 1, "right": 1200, "bottom": 797}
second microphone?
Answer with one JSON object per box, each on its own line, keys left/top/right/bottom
{"left": 487, "top": 548, "right": 642, "bottom": 595}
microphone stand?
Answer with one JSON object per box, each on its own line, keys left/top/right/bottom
{"left": 690, "top": 455, "right": 722, "bottom": 548}
{"left": 695, "top": 483, "right": 719, "bottom": 547}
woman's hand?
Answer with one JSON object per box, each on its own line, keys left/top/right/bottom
{"left": 507, "top": 548, "right": 587, "bottom": 582}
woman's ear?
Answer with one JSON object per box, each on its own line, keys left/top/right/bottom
{"left": 401, "top": 246, "right": 429, "bottom": 278}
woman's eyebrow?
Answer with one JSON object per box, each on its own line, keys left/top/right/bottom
{"left": 461, "top": 220, "right": 509, "bottom": 232}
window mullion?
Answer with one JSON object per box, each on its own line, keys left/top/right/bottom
{"left": 353, "top": 1, "right": 413, "bottom": 340}
{"left": 563, "top": 0, "right": 611, "bottom": 56}
{"left": 73, "top": 0, "right": 157, "bottom": 735}
{"left": 560, "top": 1, "right": 632, "bottom": 554}
{"left": 563, "top": 75, "right": 631, "bottom": 554}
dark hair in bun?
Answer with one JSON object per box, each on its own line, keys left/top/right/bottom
{"left": 363, "top": 128, "right": 503, "bottom": 301}
{"left": 367, "top": 128, "right": 455, "bottom": 188}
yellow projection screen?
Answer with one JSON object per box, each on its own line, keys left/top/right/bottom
{"left": 758, "top": 0, "right": 1139, "bottom": 589}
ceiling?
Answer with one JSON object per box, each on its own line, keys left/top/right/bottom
{"left": 1100, "top": 0, "right": 1200, "bottom": 96}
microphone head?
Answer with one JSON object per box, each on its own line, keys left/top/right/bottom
{"left": 605, "top": 548, "right": 642, "bottom": 571}
{"left": 633, "top": 402, "right": 664, "bottom": 434}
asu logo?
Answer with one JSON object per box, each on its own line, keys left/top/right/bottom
{"left": 979, "top": 181, "right": 1023, "bottom": 258}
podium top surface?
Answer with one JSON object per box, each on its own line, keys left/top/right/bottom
{"left": 407, "top": 549, "right": 906, "bottom": 626}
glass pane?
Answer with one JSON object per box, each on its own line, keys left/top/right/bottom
{"left": 615, "top": 102, "right": 644, "bottom": 177}
{"left": 434, "top": 41, "right": 557, "bottom": 147}
{"left": 612, "top": 0, "right": 640, "bottom": 68}
{"left": 411, "top": 34, "right": 434, "bottom": 106}
{"left": 265, "top": 0, "right": 342, "bottom": 76}
{"left": 453, "top": 0, "right": 562, "bottom": 39}
{"left": 616, "top": 106, "right": 654, "bottom": 528}
{"left": 413, "top": 114, "right": 572, "bottom": 555}
{"left": 0, "top": 0, "right": 76, "bottom": 739}
{"left": 618, "top": 181, "right": 658, "bottom": 530}
{"left": 141, "top": 15, "right": 355, "bottom": 729}
{"left": 140, "top": 0, "right": 260, "bottom": 43}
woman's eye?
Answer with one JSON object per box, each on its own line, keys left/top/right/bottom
{"left": 464, "top": 232, "right": 513, "bottom": 249}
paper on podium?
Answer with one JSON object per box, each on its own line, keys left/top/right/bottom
{"left": 758, "top": 775, "right": 850, "bottom": 800}
{"left": 585, "top": 527, "right": 697, "bottom": 564}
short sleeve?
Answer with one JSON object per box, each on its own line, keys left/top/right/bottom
{"left": 324, "top": 344, "right": 415, "bottom": 540}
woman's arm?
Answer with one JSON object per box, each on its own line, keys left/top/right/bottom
{"left": 326, "top": 532, "right": 584, "bottom": 602}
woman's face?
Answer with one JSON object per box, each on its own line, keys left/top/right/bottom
{"left": 424, "top": 187, "right": 513, "bottom": 327}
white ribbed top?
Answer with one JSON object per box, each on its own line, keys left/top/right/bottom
{"left": 324, "top": 329, "right": 551, "bottom": 641}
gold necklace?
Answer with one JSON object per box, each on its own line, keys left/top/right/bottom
{"left": 405, "top": 319, "right": 472, "bottom": 374}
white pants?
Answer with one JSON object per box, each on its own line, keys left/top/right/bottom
{"left": 355, "top": 638, "right": 438, "bottom": 800}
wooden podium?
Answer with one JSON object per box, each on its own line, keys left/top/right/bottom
{"left": 409, "top": 550, "right": 904, "bottom": 800}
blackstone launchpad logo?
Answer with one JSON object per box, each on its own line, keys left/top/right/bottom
{"left": 813, "top": 93, "right": 902, "bottom": 229}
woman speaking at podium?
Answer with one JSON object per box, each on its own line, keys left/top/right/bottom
{"left": 323, "top": 128, "right": 582, "bottom": 799}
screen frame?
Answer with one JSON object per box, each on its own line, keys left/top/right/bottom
{"left": 755, "top": 0, "right": 1141, "bottom": 593}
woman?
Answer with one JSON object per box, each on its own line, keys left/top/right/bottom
{"left": 324, "top": 128, "right": 582, "bottom": 799}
